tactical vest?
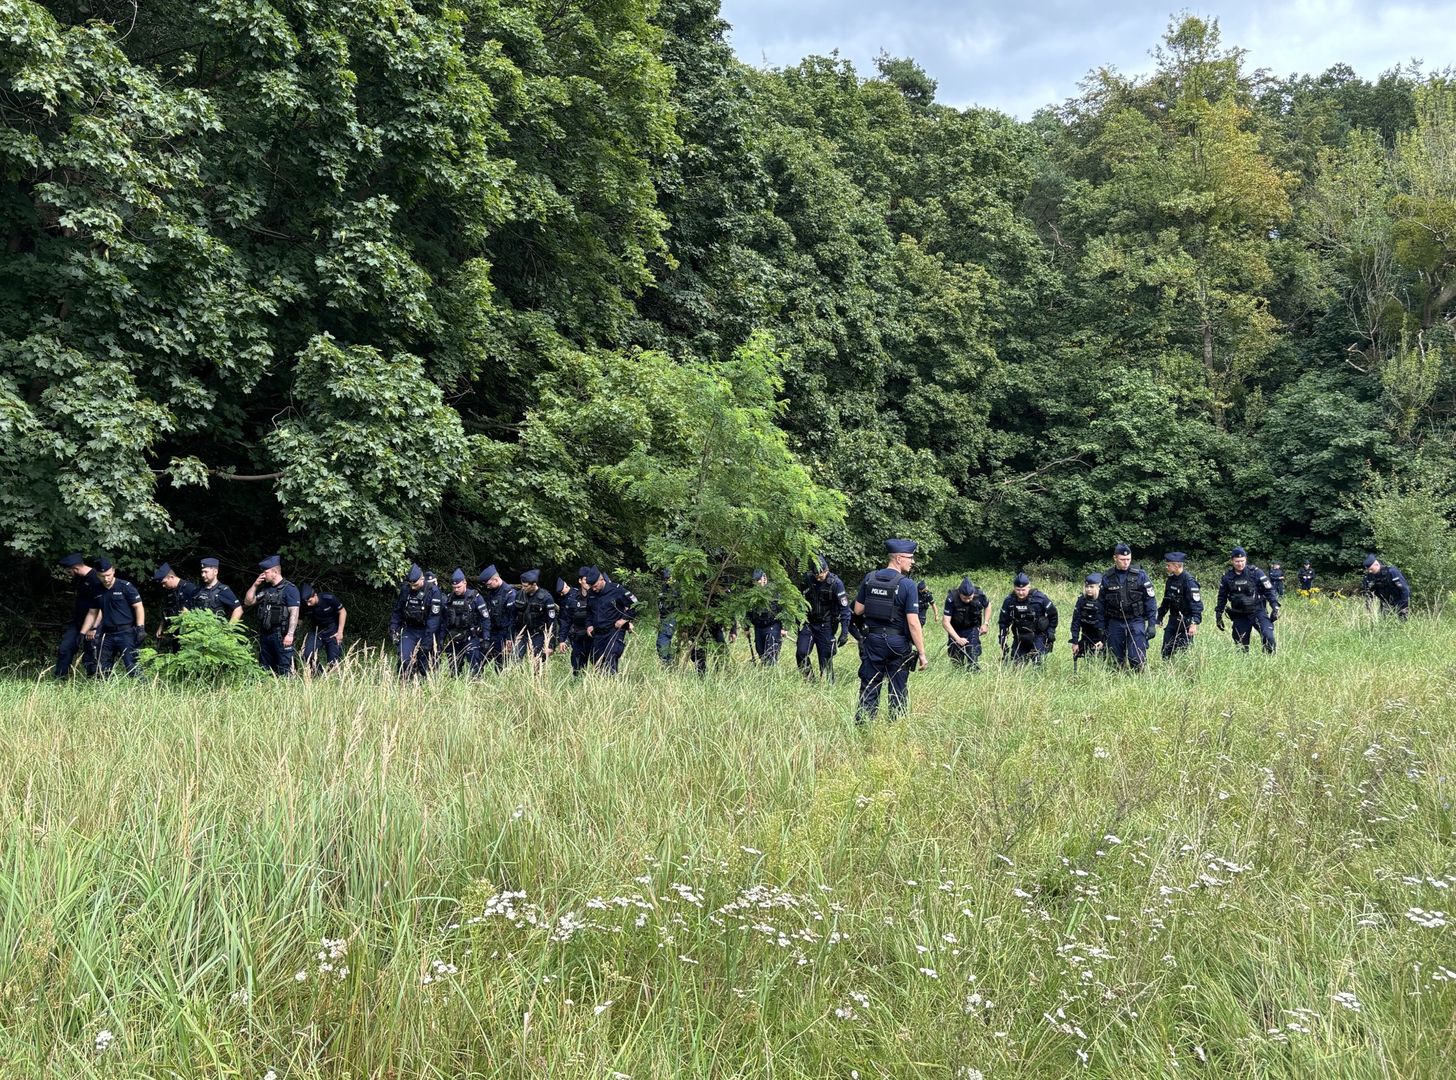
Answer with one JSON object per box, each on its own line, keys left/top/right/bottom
{"left": 445, "top": 590, "right": 481, "bottom": 633}
{"left": 515, "top": 591, "right": 554, "bottom": 631}
{"left": 861, "top": 570, "right": 904, "bottom": 627}
{"left": 1010, "top": 595, "right": 1050, "bottom": 642}
{"left": 192, "top": 583, "right": 228, "bottom": 616}
{"left": 488, "top": 586, "right": 512, "bottom": 623}
{"left": 402, "top": 588, "right": 430, "bottom": 627}
{"left": 1074, "top": 596, "right": 1103, "bottom": 641}
{"left": 1164, "top": 575, "right": 1196, "bottom": 616}
{"left": 802, "top": 576, "right": 842, "bottom": 622}
{"left": 566, "top": 592, "right": 590, "bottom": 632}
{"left": 163, "top": 583, "right": 192, "bottom": 618}
{"left": 257, "top": 582, "right": 290, "bottom": 632}
{"left": 1227, "top": 573, "right": 1259, "bottom": 615}
{"left": 658, "top": 585, "right": 677, "bottom": 620}
{"left": 948, "top": 593, "right": 983, "bottom": 631}
{"left": 1103, "top": 571, "right": 1145, "bottom": 619}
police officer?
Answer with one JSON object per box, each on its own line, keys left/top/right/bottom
{"left": 796, "top": 556, "right": 851, "bottom": 680}
{"left": 746, "top": 569, "right": 785, "bottom": 665}
{"left": 852, "top": 539, "right": 927, "bottom": 722}
{"left": 152, "top": 563, "right": 199, "bottom": 653}
{"left": 189, "top": 558, "right": 243, "bottom": 623}
{"left": 478, "top": 565, "right": 517, "bottom": 669}
{"left": 299, "top": 583, "right": 347, "bottom": 670}
{"left": 441, "top": 568, "right": 489, "bottom": 675}
{"left": 1096, "top": 543, "right": 1158, "bottom": 671}
{"left": 244, "top": 555, "right": 301, "bottom": 675}
{"left": 513, "top": 569, "right": 558, "bottom": 667}
{"left": 656, "top": 569, "right": 679, "bottom": 666}
{"left": 688, "top": 580, "right": 736, "bottom": 675}
{"left": 916, "top": 580, "right": 936, "bottom": 628}
{"left": 55, "top": 553, "right": 103, "bottom": 678}
{"left": 1215, "top": 547, "right": 1278, "bottom": 654}
{"left": 1268, "top": 561, "right": 1286, "bottom": 598}
{"left": 1068, "top": 573, "right": 1105, "bottom": 662}
{"left": 79, "top": 559, "right": 145, "bottom": 677}
{"left": 1157, "top": 553, "right": 1203, "bottom": 658}
{"left": 585, "top": 567, "right": 637, "bottom": 674}
{"left": 390, "top": 563, "right": 444, "bottom": 677}
{"left": 942, "top": 577, "right": 990, "bottom": 669}
{"left": 1298, "top": 560, "right": 1315, "bottom": 592}
{"left": 559, "top": 572, "right": 593, "bottom": 675}
{"left": 1361, "top": 554, "right": 1411, "bottom": 620}
{"left": 999, "top": 572, "right": 1058, "bottom": 666}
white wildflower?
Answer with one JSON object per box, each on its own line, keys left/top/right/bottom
{"left": 94, "top": 1030, "right": 115, "bottom": 1053}
{"left": 1331, "top": 991, "right": 1362, "bottom": 1012}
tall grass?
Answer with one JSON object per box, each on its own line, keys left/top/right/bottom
{"left": 0, "top": 581, "right": 1451, "bottom": 1077}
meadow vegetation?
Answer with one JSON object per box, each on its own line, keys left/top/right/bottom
{"left": 0, "top": 582, "right": 1451, "bottom": 1078}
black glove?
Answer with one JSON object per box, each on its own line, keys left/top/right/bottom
{"left": 1145, "top": 625, "right": 1156, "bottom": 641}
{"left": 836, "top": 630, "right": 849, "bottom": 648}
{"left": 1215, "top": 615, "right": 1225, "bottom": 632}
{"left": 1269, "top": 609, "right": 1280, "bottom": 623}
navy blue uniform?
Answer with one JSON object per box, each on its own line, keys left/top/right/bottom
{"left": 389, "top": 581, "right": 444, "bottom": 677}
{"left": 1268, "top": 563, "right": 1286, "bottom": 597}
{"left": 254, "top": 580, "right": 301, "bottom": 675}
{"left": 189, "top": 581, "right": 241, "bottom": 620}
{"left": 156, "top": 579, "right": 199, "bottom": 653}
{"left": 1096, "top": 566, "right": 1158, "bottom": 669}
{"left": 560, "top": 587, "right": 592, "bottom": 674}
{"left": 943, "top": 586, "right": 989, "bottom": 669}
{"left": 513, "top": 588, "right": 558, "bottom": 661}
{"left": 1363, "top": 565, "right": 1411, "bottom": 619}
{"left": 441, "top": 587, "right": 489, "bottom": 675}
{"left": 1068, "top": 596, "right": 1104, "bottom": 657}
{"left": 854, "top": 569, "right": 920, "bottom": 720}
{"left": 747, "top": 592, "right": 784, "bottom": 665}
{"left": 483, "top": 583, "right": 518, "bottom": 669}
{"left": 999, "top": 590, "right": 1058, "bottom": 665}
{"left": 1158, "top": 571, "right": 1203, "bottom": 658}
{"left": 302, "top": 593, "right": 346, "bottom": 670}
{"left": 90, "top": 576, "right": 144, "bottom": 677}
{"left": 1216, "top": 565, "right": 1279, "bottom": 653}
{"left": 796, "top": 572, "right": 851, "bottom": 679}
{"left": 56, "top": 569, "right": 104, "bottom": 677}
{"left": 1297, "top": 564, "right": 1315, "bottom": 591}
{"left": 656, "top": 583, "right": 679, "bottom": 665}
{"left": 587, "top": 578, "right": 637, "bottom": 673}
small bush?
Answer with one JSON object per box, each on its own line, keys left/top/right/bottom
{"left": 1360, "top": 462, "right": 1456, "bottom": 613}
{"left": 139, "top": 609, "right": 259, "bottom": 683}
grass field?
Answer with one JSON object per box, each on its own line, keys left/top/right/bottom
{"left": 1, "top": 578, "right": 1453, "bottom": 1078}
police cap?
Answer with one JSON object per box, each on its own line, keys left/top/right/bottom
{"left": 1163, "top": 552, "right": 1187, "bottom": 563}
{"left": 582, "top": 567, "right": 602, "bottom": 585}
{"left": 520, "top": 569, "right": 541, "bottom": 585}
{"left": 1085, "top": 572, "right": 1103, "bottom": 585}
{"left": 959, "top": 577, "right": 976, "bottom": 595}
{"left": 406, "top": 563, "right": 423, "bottom": 583}
{"left": 200, "top": 557, "right": 220, "bottom": 569}
{"left": 1363, "top": 553, "right": 1378, "bottom": 569}
{"left": 1229, "top": 547, "right": 1246, "bottom": 559}
{"left": 299, "top": 583, "right": 315, "bottom": 603}
{"left": 93, "top": 557, "right": 113, "bottom": 572}
{"left": 1013, "top": 572, "right": 1030, "bottom": 587}
{"left": 577, "top": 566, "right": 594, "bottom": 580}
{"left": 1113, "top": 542, "right": 1132, "bottom": 555}
{"left": 885, "top": 539, "right": 918, "bottom": 555}
{"left": 152, "top": 562, "right": 173, "bottom": 582}
{"left": 752, "top": 568, "right": 767, "bottom": 582}
{"left": 58, "top": 552, "right": 85, "bottom": 568}
{"left": 258, "top": 554, "right": 281, "bottom": 570}
{"left": 812, "top": 554, "right": 828, "bottom": 573}
{"left": 480, "top": 564, "right": 498, "bottom": 581}
{"left": 556, "top": 577, "right": 568, "bottom": 594}
{"left": 451, "top": 568, "right": 466, "bottom": 584}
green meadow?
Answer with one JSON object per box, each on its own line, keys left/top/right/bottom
{"left": 1, "top": 582, "right": 1451, "bottom": 1078}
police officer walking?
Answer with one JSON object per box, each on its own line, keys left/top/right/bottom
{"left": 1268, "top": 561, "right": 1286, "bottom": 598}
{"left": 1096, "top": 543, "right": 1158, "bottom": 671}
{"left": 916, "top": 580, "right": 936, "bottom": 628}
{"left": 585, "top": 567, "right": 637, "bottom": 673}
{"left": 746, "top": 569, "right": 786, "bottom": 665}
{"left": 559, "top": 572, "right": 593, "bottom": 675}
{"left": 479, "top": 565, "right": 517, "bottom": 669}
{"left": 655, "top": 570, "right": 679, "bottom": 666}
{"left": 55, "top": 553, "right": 104, "bottom": 678}
{"left": 300, "top": 583, "right": 347, "bottom": 670}
{"left": 1361, "top": 555, "right": 1411, "bottom": 620}
{"left": 1157, "top": 553, "right": 1203, "bottom": 658}
{"left": 1297, "top": 560, "right": 1315, "bottom": 593}
{"left": 942, "top": 577, "right": 990, "bottom": 669}
{"left": 152, "top": 563, "right": 198, "bottom": 653}
{"left": 189, "top": 558, "right": 243, "bottom": 623}
{"left": 79, "top": 558, "right": 145, "bottom": 677}
{"left": 245, "top": 555, "right": 301, "bottom": 675}
{"left": 513, "top": 569, "right": 558, "bottom": 668}
{"left": 1068, "top": 573, "right": 1105, "bottom": 663}
{"left": 390, "top": 564, "right": 444, "bottom": 677}
{"left": 441, "top": 568, "right": 489, "bottom": 675}
{"left": 852, "top": 539, "right": 928, "bottom": 722}
{"left": 796, "top": 556, "right": 851, "bottom": 680}
{"left": 1214, "top": 547, "right": 1278, "bottom": 653}
{"left": 999, "top": 572, "right": 1057, "bottom": 666}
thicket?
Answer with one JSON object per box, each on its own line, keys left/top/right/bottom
{"left": 4, "top": 2, "right": 1454, "bottom": 599}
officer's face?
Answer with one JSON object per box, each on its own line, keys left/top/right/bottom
{"left": 891, "top": 553, "right": 914, "bottom": 572}
{"left": 754, "top": 578, "right": 767, "bottom": 588}
{"left": 815, "top": 569, "right": 828, "bottom": 582}
{"left": 162, "top": 573, "right": 180, "bottom": 589}
{"left": 1014, "top": 584, "right": 1030, "bottom": 600}
{"left": 69, "top": 564, "right": 90, "bottom": 578}
{"left": 307, "top": 592, "right": 319, "bottom": 606}
{"left": 99, "top": 568, "right": 116, "bottom": 588}
{"left": 1231, "top": 556, "right": 1247, "bottom": 572}
{"left": 1083, "top": 584, "right": 1099, "bottom": 597}
{"left": 523, "top": 582, "right": 537, "bottom": 594}
{"left": 959, "top": 591, "right": 973, "bottom": 602}
{"left": 487, "top": 574, "right": 502, "bottom": 589}
{"left": 453, "top": 580, "right": 467, "bottom": 595}
{"left": 1367, "top": 559, "right": 1382, "bottom": 574}
{"left": 1113, "top": 552, "right": 1131, "bottom": 571}
{"left": 1164, "top": 561, "right": 1182, "bottom": 576}
{"left": 590, "top": 578, "right": 605, "bottom": 593}
{"left": 200, "top": 567, "right": 217, "bottom": 586}
{"left": 264, "top": 567, "right": 282, "bottom": 585}
{"left": 409, "top": 577, "right": 424, "bottom": 591}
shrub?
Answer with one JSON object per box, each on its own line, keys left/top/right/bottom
{"left": 139, "top": 609, "right": 259, "bottom": 683}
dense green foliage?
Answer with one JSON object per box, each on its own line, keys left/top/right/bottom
{"left": 1, "top": 596, "right": 1451, "bottom": 1076}
{"left": 4, "top": 3, "right": 1455, "bottom": 593}
{"left": 138, "top": 607, "right": 259, "bottom": 682}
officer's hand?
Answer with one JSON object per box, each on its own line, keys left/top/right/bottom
{"left": 1070, "top": 642, "right": 1080, "bottom": 657}
{"left": 586, "top": 626, "right": 595, "bottom": 636}
{"left": 1215, "top": 615, "right": 1225, "bottom": 632}
{"left": 1187, "top": 622, "right": 1198, "bottom": 636}
{"left": 836, "top": 631, "right": 849, "bottom": 648}
{"left": 334, "top": 631, "right": 344, "bottom": 643}
{"left": 1269, "top": 610, "right": 1280, "bottom": 623}
{"left": 917, "top": 651, "right": 928, "bottom": 671}
{"left": 391, "top": 630, "right": 401, "bottom": 644}
{"left": 1145, "top": 626, "right": 1156, "bottom": 641}
{"left": 613, "top": 618, "right": 626, "bottom": 629}
{"left": 283, "top": 633, "right": 295, "bottom": 646}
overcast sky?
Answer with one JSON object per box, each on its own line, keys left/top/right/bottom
{"left": 719, "top": 1, "right": 1452, "bottom": 117}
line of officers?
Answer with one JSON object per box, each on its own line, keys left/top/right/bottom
{"left": 50, "top": 543, "right": 1412, "bottom": 687}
